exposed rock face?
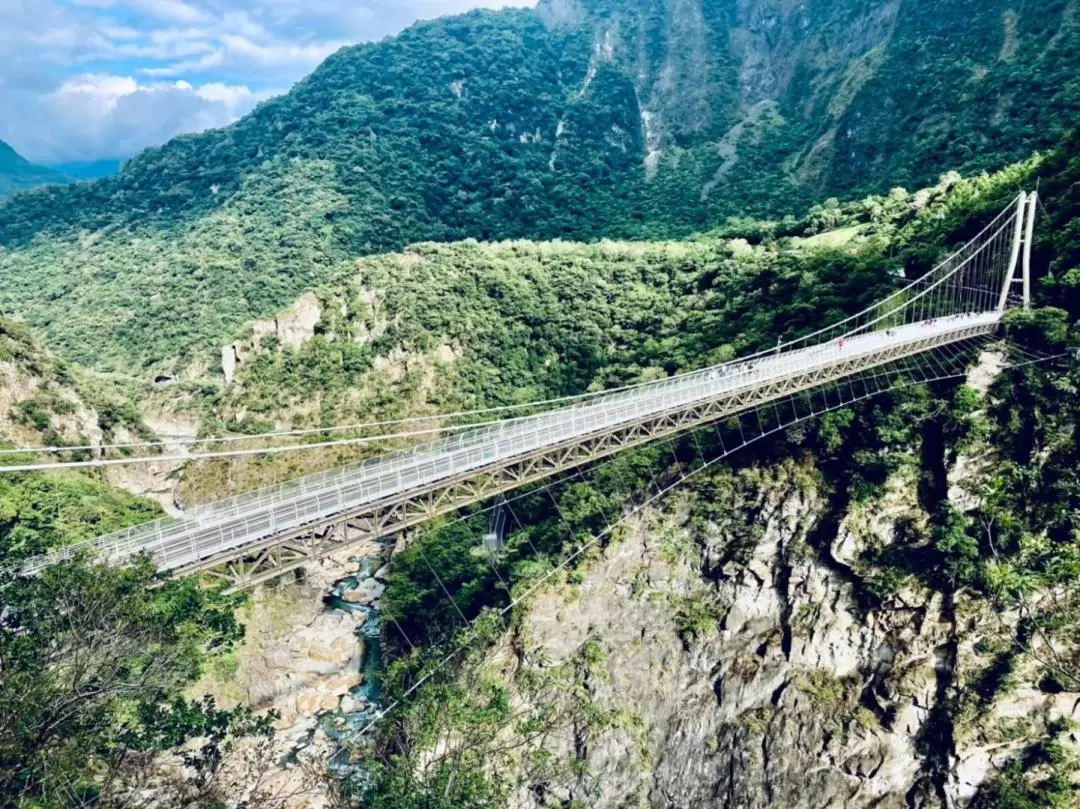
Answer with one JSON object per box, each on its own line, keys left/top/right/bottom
{"left": 99, "top": 407, "right": 202, "bottom": 514}
{"left": 188, "top": 545, "right": 396, "bottom": 809}
{"left": 196, "top": 546, "right": 382, "bottom": 730}
{"left": 538, "top": 0, "right": 905, "bottom": 181}
{"left": 221, "top": 345, "right": 238, "bottom": 385}
{"left": 530, "top": 0, "right": 1075, "bottom": 206}
{"left": 505, "top": 463, "right": 1078, "bottom": 808}
{"left": 0, "top": 350, "right": 103, "bottom": 448}
{"left": 103, "top": 457, "right": 187, "bottom": 516}
{"left": 221, "top": 292, "right": 323, "bottom": 383}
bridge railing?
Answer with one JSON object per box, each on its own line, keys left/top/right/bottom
{"left": 24, "top": 315, "right": 1000, "bottom": 575}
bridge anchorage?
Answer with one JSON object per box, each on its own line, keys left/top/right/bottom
{"left": 12, "top": 192, "right": 1042, "bottom": 590}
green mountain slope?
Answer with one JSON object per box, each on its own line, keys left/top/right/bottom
{"left": 0, "top": 140, "right": 68, "bottom": 199}
{"left": 0, "top": 0, "right": 1078, "bottom": 375}
{"left": 181, "top": 158, "right": 1037, "bottom": 502}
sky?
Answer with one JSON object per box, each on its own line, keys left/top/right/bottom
{"left": 0, "top": 0, "right": 537, "bottom": 165}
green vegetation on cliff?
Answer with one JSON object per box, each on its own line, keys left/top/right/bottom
{"left": 0, "top": 557, "right": 270, "bottom": 809}
{"left": 0, "top": 322, "right": 260, "bottom": 809}
{"left": 0, "top": 448, "right": 263, "bottom": 808}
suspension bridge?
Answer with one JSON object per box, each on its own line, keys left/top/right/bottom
{"left": 8, "top": 191, "right": 1041, "bottom": 589}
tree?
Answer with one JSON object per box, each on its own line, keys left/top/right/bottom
{"left": 0, "top": 556, "right": 272, "bottom": 808}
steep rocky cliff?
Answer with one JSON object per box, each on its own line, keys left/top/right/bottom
{"left": 538, "top": 0, "right": 1080, "bottom": 206}
{"left": 195, "top": 346, "right": 1080, "bottom": 808}
{"left": 494, "top": 459, "right": 1078, "bottom": 808}
{"left": 0, "top": 316, "right": 194, "bottom": 512}
{"left": 394, "top": 350, "right": 1080, "bottom": 809}
{"left": 0, "top": 317, "right": 103, "bottom": 450}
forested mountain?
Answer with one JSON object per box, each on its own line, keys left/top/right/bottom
{"left": 1, "top": 0, "right": 1078, "bottom": 375}
{"left": 2, "top": 4, "right": 1080, "bottom": 803}
{"left": 2, "top": 129, "right": 1067, "bottom": 809}
{"left": 0, "top": 141, "right": 67, "bottom": 200}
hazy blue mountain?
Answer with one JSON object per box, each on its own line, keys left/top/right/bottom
{"left": 48, "top": 159, "right": 124, "bottom": 180}
{"left": 0, "top": 140, "right": 68, "bottom": 199}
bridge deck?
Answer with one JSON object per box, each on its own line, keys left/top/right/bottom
{"left": 25, "top": 311, "right": 1002, "bottom": 576}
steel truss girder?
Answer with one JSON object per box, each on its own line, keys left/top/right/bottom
{"left": 188, "top": 325, "right": 995, "bottom": 591}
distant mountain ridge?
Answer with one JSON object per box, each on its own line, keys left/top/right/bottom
{"left": 0, "top": 140, "right": 69, "bottom": 199}
{"left": 0, "top": 0, "right": 1078, "bottom": 374}
{"left": 535, "top": 0, "right": 1080, "bottom": 203}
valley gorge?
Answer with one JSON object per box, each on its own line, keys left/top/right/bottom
{"left": 3, "top": 1, "right": 1080, "bottom": 807}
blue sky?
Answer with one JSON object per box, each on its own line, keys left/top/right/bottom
{"left": 0, "top": 0, "right": 537, "bottom": 164}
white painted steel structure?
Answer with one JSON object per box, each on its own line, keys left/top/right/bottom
{"left": 9, "top": 192, "right": 1040, "bottom": 587}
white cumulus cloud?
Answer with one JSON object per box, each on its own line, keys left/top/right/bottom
{"left": 2, "top": 73, "right": 268, "bottom": 163}
{"left": 192, "top": 81, "right": 253, "bottom": 105}
{"left": 0, "top": 0, "right": 540, "bottom": 163}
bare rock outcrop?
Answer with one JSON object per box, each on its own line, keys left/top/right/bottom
{"left": 221, "top": 292, "right": 323, "bottom": 383}
{"left": 505, "top": 463, "right": 1078, "bottom": 808}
